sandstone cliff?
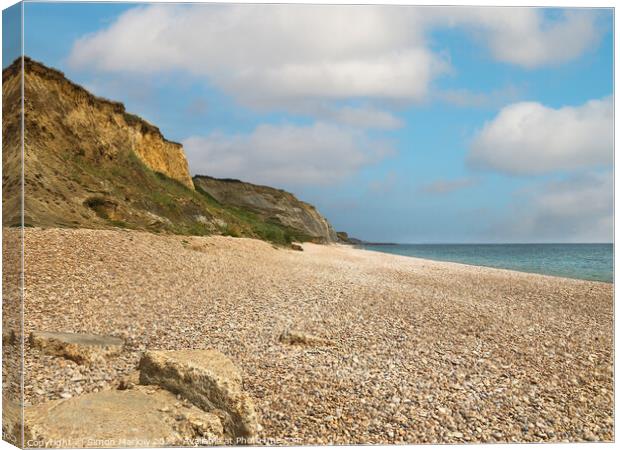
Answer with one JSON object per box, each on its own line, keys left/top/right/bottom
{"left": 18, "top": 57, "right": 193, "bottom": 188}
{"left": 2, "top": 57, "right": 205, "bottom": 233}
{"left": 193, "top": 176, "right": 337, "bottom": 243}
{"left": 2, "top": 57, "right": 338, "bottom": 245}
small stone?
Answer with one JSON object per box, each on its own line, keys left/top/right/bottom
{"left": 278, "top": 329, "right": 331, "bottom": 346}
{"left": 584, "top": 432, "right": 597, "bottom": 442}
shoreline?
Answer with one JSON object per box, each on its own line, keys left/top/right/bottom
{"left": 351, "top": 243, "right": 613, "bottom": 284}
{"left": 6, "top": 227, "right": 614, "bottom": 443}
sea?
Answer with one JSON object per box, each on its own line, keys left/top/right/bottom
{"left": 357, "top": 243, "right": 613, "bottom": 283}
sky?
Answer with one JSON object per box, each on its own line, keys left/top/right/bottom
{"left": 4, "top": 2, "right": 614, "bottom": 243}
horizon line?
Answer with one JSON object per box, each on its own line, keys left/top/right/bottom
{"left": 358, "top": 242, "right": 614, "bottom": 245}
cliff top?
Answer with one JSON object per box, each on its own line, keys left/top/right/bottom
{"left": 193, "top": 174, "right": 323, "bottom": 212}
{"left": 3, "top": 56, "right": 181, "bottom": 146}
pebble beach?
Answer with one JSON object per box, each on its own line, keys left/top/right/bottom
{"left": 12, "top": 227, "right": 615, "bottom": 443}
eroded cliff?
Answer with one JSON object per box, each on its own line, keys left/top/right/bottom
{"left": 193, "top": 176, "right": 337, "bottom": 243}
{"left": 3, "top": 57, "right": 221, "bottom": 234}
{"left": 2, "top": 57, "right": 339, "bottom": 245}
{"left": 19, "top": 57, "right": 194, "bottom": 189}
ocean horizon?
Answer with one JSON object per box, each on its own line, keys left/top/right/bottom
{"left": 357, "top": 243, "right": 613, "bottom": 283}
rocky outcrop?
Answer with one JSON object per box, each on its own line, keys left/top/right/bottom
{"left": 15, "top": 57, "right": 193, "bottom": 189}
{"left": 194, "top": 176, "right": 338, "bottom": 243}
{"left": 336, "top": 231, "right": 363, "bottom": 245}
{"left": 29, "top": 331, "right": 124, "bottom": 365}
{"left": 2, "top": 57, "right": 212, "bottom": 233}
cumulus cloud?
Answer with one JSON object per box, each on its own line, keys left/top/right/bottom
{"left": 183, "top": 122, "right": 394, "bottom": 186}
{"left": 420, "top": 177, "right": 479, "bottom": 195}
{"left": 67, "top": 5, "right": 602, "bottom": 112}
{"left": 68, "top": 4, "right": 444, "bottom": 108}
{"left": 484, "top": 10, "right": 601, "bottom": 68}
{"left": 468, "top": 97, "right": 613, "bottom": 175}
{"left": 490, "top": 171, "right": 612, "bottom": 243}
{"left": 430, "top": 8, "right": 602, "bottom": 68}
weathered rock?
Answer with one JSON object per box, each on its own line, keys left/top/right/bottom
{"left": 193, "top": 175, "right": 338, "bottom": 243}
{"left": 29, "top": 332, "right": 123, "bottom": 364}
{"left": 7, "top": 57, "right": 194, "bottom": 190}
{"left": 23, "top": 386, "right": 224, "bottom": 448}
{"left": 139, "top": 349, "right": 258, "bottom": 441}
{"left": 116, "top": 370, "right": 140, "bottom": 391}
{"left": 2, "top": 396, "right": 23, "bottom": 447}
{"left": 279, "top": 329, "right": 331, "bottom": 346}
{"left": 336, "top": 231, "right": 363, "bottom": 245}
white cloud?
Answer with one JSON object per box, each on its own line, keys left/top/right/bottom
{"left": 420, "top": 177, "right": 479, "bottom": 194}
{"left": 484, "top": 10, "right": 601, "bottom": 68}
{"left": 68, "top": 4, "right": 444, "bottom": 108}
{"left": 468, "top": 97, "right": 613, "bottom": 175}
{"left": 67, "top": 5, "right": 602, "bottom": 112}
{"left": 183, "top": 122, "right": 394, "bottom": 186}
{"left": 490, "top": 172, "right": 612, "bottom": 243}
{"left": 429, "top": 8, "right": 602, "bottom": 68}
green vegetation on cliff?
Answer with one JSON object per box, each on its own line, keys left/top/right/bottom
{"left": 2, "top": 57, "right": 333, "bottom": 245}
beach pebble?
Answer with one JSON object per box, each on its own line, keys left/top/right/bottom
{"left": 13, "top": 228, "right": 613, "bottom": 445}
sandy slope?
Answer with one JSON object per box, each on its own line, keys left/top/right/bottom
{"left": 15, "top": 228, "right": 614, "bottom": 443}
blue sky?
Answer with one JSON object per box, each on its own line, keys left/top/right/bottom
{"left": 5, "top": 2, "right": 614, "bottom": 243}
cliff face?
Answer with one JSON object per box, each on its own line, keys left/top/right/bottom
{"left": 19, "top": 57, "right": 194, "bottom": 189}
{"left": 1, "top": 57, "right": 206, "bottom": 233}
{"left": 193, "top": 176, "right": 338, "bottom": 243}
{"left": 2, "top": 57, "right": 336, "bottom": 245}
{"left": 2, "top": 58, "right": 214, "bottom": 233}
{"left": 2, "top": 59, "right": 22, "bottom": 227}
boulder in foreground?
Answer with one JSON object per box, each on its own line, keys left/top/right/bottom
{"left": 23, "top": 386, "right": 224, "bottom": 448}
{"left": 2, "top": 396, "right": 22, "bottom": 447}
{"left": 139, "top": 349, "right": 258, "bottom": 441}
{"left": 29, "top": 331, "right": 123, "bottom": 364}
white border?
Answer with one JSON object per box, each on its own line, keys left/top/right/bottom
{"left": 0, "top": 2, "right": 615, "bottom": 450}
